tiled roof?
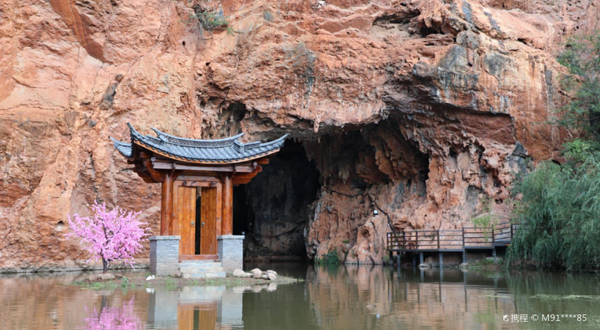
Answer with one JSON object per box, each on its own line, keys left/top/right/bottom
{"left": 110, "top": 123, "right": 288, "bottom": 164}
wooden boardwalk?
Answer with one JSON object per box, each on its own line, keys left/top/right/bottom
{"left": 386, "top": 222, "right": 519, "bottom": 265}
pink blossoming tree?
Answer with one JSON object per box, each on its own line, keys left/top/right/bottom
{"left": 67, "top": 202, "right": 150, "bottom": 273}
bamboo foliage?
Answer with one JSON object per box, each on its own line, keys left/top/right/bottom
{"left": 508, "top": 160, "right": 600, "bottom": 270}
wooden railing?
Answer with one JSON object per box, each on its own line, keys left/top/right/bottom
{"left": 386, "top": 222, "right": 519, "bottom": 251}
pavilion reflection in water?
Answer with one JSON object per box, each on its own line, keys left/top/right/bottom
{"left": 147, "top": 284, "right": 278, "bottom": 329}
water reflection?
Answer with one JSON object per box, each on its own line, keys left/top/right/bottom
{"left": 1, "top": 266, "right": 600, "bottom": 329}
{"left": 303, "top": 265, "right": 600, "bottom": 330}
{"left": 0, "top": 272, "right": 149, "bottom": 330}
{"left": 85, "top": 298, "right": 142, "bottom": 330}
{"left": 148, "top": 284, "right": 284, "bottom": 329}
{"left": 148, "top": 286, "right": 241, "bottom": 329}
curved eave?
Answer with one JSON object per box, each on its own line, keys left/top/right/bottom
{"left": 133, "top": 140, "right": 282, "bottom": 164}
{"left": 253, "top": 134, "right": 289, "bottom": 149}
{"left": 110, "top": 137, "right": 133, "bottom": 158}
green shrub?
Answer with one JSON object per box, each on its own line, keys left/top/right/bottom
{"left": 165, "top": 277, "right": 177, "bottom": 290}
{"left": 191, "top": 6, "right": 231, "bottom": 32}
{"left": 226, "top": 26, "right": 237, "bottom": 36}
{"left": 75, "top": 280, "right": 117, "bottom": 291}
{"left": 200, "top": 12, "right": 229, "bottom": 29}
{"left": 119, "top": 277, "right": 130, "bottom": 289}
{"left": 315, "top": 249, "right": 342, "bottom": 265}
{"left": 382, "top": 255, "right": 391, "bottom": 265}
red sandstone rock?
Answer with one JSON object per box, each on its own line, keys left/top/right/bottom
{"left": 1, "top": 0, "right": 598, "bottom": 269}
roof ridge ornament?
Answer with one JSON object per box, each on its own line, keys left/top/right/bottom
{"left": 233, "top": 140, "right": 245, "bottom": 153}
{"left": 151, "top": 127, "right": 244, "bottom": 147}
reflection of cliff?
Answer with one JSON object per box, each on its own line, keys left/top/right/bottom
{"left": 305, "top": 266, "right": 516, "bottom": 330}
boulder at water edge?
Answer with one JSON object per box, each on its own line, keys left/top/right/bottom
{"left": 233, "top": 269, "right": 252, "bottom": 278}
{"left": 251, "top": 268, "right": 262, "bottom": 279}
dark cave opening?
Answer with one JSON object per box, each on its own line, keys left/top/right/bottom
{"left": 232, "top": 184, "right": 249, "bottom": 235}
{"left": 233, "top": 139, "right": 321, "bottom": 261}
{"left": 232, "top": 116, "right": 432, "bottom": 261}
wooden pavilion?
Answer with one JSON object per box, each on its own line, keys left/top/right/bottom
{"left": 110, "top": 124, "right": 287, "bottom": 267}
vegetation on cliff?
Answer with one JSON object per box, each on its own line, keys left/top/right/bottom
{"left": 314, "top": 249, "right": 342, "bottom": 266}
{"left": 555, "top": 31, "right": 600, "bottom": 139}
{"left": 508, "top": 32, "right": 600, "bottom": 271}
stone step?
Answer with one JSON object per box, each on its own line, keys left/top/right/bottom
{"left": 179, "top": 261, "right": 221, "bottom": 266}
{"left": 179, "top": 262, "right": 224, "bottom": 272}
{"left": 179, "top": 263, "right": 223, "bottom": 268}
{"left": 178, "top": 261, "right": 222, "bottom": 267}
{"left": 179, "top": 260, "right": 221, "bottom": 264}
{"left": 178, "top": 260, "right": 226, "bottom": 277}
{"left": 179, "top": 264, "right": 223, "bottom": 268}
{"left": 179, "top": 268, "right": 225, "bottom": 274}
{"left": 179, "top": 263, "right": 223, "bottom": 267}
{"left": 185, "top": 272, "right": 226, "bottom": 279}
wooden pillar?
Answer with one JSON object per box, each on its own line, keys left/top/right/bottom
{"left": 222, "top": 173, "right": 233, "bottom": 235}
{"left": 160, "top": 171, "right": 174, "bottom": 235}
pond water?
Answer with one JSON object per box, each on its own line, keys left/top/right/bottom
{"left": 1, "top": 264, "right": 599, "bottom": 329}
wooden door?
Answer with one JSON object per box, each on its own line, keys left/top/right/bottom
{"left": 200, "top": 187, "right": 217, "bottom": 254}
{"left": 174, "top": 185, "right": 197, "bottom": 256}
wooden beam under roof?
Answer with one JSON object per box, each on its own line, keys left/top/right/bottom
{"left": 151, "top": 160, "right": 259, "bottom": 173}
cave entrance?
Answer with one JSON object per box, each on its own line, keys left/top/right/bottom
{"left": 233, "top": 140, "right": 320, "bottom": 261}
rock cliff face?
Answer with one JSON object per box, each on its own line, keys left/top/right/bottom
{"left": 1, "top": 0, "right": 598, "bottom": 270}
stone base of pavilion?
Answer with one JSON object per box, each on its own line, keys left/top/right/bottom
{"left": 150, "top": 235, "right": 244, "bottom": 278}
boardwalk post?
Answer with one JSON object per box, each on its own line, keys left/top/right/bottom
{"left": 403, "top": 231, "right": 406, "bottom": 249}
{"left": 439, "top": 252, "right": 443, "bottom": 268}
{"left": 462, "top": 227, "right": 465, "bottom": 247}
{"left": 419, "top": 252, "right": 424, "bottom": 265}
{"left": 437, "top": 230, "right": 440, "bottom": 249}
{"left": 412, "top": 253, "right": 416, "bottom": 268}
{"left": 491, "top": 226, "right": 495, "bottom": 244}
{"left": 387, "top": 232, "right": 389, "bottom": 250}
{"left": 416, "top": 231, "right": 419, "bottom": 250}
